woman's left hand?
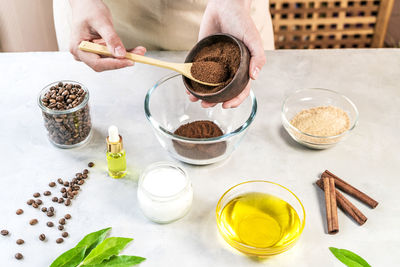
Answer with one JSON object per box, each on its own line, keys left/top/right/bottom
{"left": 192, "top": 0, "right": 266, "bottom": 108}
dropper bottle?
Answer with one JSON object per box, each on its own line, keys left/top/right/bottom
{"left": 106, "top": 125, "right": 127, "bottom": 178}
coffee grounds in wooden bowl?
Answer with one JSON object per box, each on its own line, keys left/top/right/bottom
{"left": 173, "top": 120, "right": 227, "bottom": 160}
{"left": 189, "top": 42, "right": 240, "bottom": 94}
{"left": 191, "top": 61, "right": 228, "bottom": 84}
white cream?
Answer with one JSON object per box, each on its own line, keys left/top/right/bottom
{"left": 138, "top": 162, "right": 193, "bottom": 223}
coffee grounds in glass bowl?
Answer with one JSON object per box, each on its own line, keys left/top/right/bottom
{"left": 189, "top": 42, "right": 240, "bottom": 94}
{"left": 173, "top": 120, "right": 227, "bottom": 160}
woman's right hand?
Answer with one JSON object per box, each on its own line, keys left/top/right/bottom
{"left": 69, "top": 0, "right": 146, "bottom": 72}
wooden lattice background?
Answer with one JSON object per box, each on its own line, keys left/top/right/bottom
{"left": 270, "top": 0, "right": 394, "bottom": 48}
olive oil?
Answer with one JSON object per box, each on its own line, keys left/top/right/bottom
{"left": 218, "top": 192, "right": 301, "bottom": 252}
{"left": 106, "top": 126, "right": 127, "bottom": 178}
{"left": 107, "top": 150, "right": 127, "bottom": 178}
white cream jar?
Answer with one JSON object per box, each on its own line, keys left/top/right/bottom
{"left": 138, "top": 162, "right": 193, "bottom": 223}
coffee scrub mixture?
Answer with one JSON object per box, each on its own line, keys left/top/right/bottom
{"left": 173, "top": 120, "right": 227, "bottom": 160}
{"left": 190, "top": 41, "right": 240, "bottom": 93}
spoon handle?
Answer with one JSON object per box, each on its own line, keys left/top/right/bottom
{"left": 79, "top": 41, "right": 183, "bottom": 72}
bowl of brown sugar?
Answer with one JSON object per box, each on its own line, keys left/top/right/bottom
{"left": 145, "top": 73, "right": 257, "bottom": 165}
{"left": 183, "top": 33, "right": 251, "bottom": 103}
{"left": 282, "top": 88, "right": 358, "bottom": 149}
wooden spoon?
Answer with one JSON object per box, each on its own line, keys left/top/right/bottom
{"left": 79, "top": 41, "right": 222, "bottom": 86}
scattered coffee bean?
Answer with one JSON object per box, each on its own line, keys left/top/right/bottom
{"left": 47, "top": 221, "right": 54, "bottom": 227}
{"left": 64, "top": 214, "right": 71, "bottom": 220}
{"left": 15, "top": 253, "right": 23, "bottom": 260}
{"left": 16, "top": 209, "right": 23, "bottom": 215}
{"left": 60, "top": 187, "right": 66, "bottom": 193}
{"left": 58, "top": 198, "right": 64, "bottom": 204}
{"left": 62, "top": 232, "right": 69, "bottom": 238}
{"left": 63, "top": 181, "right": 69, "bottom": 187}
{"left": 33, "top": 192, "right": 40, "bottom": 198}
{"left": 32, "top": 203, "right": 39, "bottom": 208}
{"left": 59, "top": 218, "right": 66, "bottom": 225}
{"left": 27, "top": 199, "right": 34, "bottom": 205}
{"left": 52, "top": 197, "right": 58, "bottom": 202}
{"left": 49, "top": 182, "right": 56, "bottom": 187}
{"left": 82, "top": 173, "right": 88, "bottom": 179}
{"left": 1, "top": 230, "right": 9, "bottom": 236}
{"left": 49, "top": 206, "right": 55, "bottom": 212}
{"left": 29, "top": 219, "right": 38, "bottom": 225}
{"left": 62, "top": 192, "right": 68, "bottom": 198}
{"left": 65, "top": 199, "right": 71, "bottom": 206}
{"left": 35, "top": 199, "right": 43, "bottom": 205}
{"left": 39, "top": 234, "right": 46, "bottom": 241}
{"left": 16, "top": 239, "right": 24, "bottom": 245}
{"left": 56, "top": 238, "right": 64, "bottom": 244}
{"left": 73, "top": 185, "right": 80, "bottom": 191}
{"left": 57, "top": 178, "right": 63, "bottom": 184}
{"left": 47, "top": 211, "right": 54, "bottom": 217}
{"left": 83, "top": 169, "right": 89, "bottom": 174}
{"left": 44, "top": 191, "right": 51, "bottom": 196}
{"left": 72, "top": 191, "right": 79, "bottom": 196}
{"left": 41, "top": 207, "right": 47, "bottom": 212}
{"left": 78, "top": 180, "right": 84, "bottom": 185}
{"left": 58, "top": 225, "right": 64, "bottom": 231}
{"left": 88, "top": 162, "right": 94, "bottom": 168}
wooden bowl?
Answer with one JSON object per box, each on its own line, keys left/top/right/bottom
{"left": 183, "top": 33, "right": 250, "bottom": 103}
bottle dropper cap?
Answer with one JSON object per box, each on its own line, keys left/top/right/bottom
{"left": 107, "top": 125, "right": 123, "bottom": 153}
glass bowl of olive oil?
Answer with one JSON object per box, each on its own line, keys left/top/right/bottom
{"left": 216, "top": 180, "right": 305, "bottom": 257}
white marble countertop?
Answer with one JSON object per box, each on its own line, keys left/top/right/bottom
{"left": 0, "top": 49, "right": 399, "bottom": 266}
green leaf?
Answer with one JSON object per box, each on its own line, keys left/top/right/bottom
{"left": 82, "top": 237, "right": 133, "bottom": 265}
{"left": 329, "top": 247, "right": 371, "bottom": 267}
{"left": 83, "top": 255, "right": 146, "bottom": 267}
{"left": 77, "top": 227, "right": 112, "bottom": 257}
{"left": 50, "top": 246, "right": 87, "bottom": 267}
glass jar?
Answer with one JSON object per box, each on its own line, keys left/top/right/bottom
{"left": 138, "top": 162, "right": 193, "bottom": 224}
{"left": 37, "top": 80, "right": 92, "bottom": 148}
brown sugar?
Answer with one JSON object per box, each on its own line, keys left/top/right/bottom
{"left": 189, "top": 41, "right": 240, "bottom": 94}
{"left": 191, "top": 61, "right": 228, "bottom": 84}
{"left": 290, "top": 106, "right": 350, "bottom": 137}
{"left": 173, "top": 120, "right": 227, "bottom": 160}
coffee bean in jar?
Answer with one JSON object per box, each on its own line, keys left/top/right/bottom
{"left": 38, "top": 81, "right": 92, "bottom": 148}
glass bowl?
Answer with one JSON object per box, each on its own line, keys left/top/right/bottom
{"left": 282, "top": 88, "right": 358, "bottom": 149}
{"left": 144, "top": 73, "right": 257, "bottom": 165}
{"left": 216, "top": 180, "right": 305, "bottom": 257}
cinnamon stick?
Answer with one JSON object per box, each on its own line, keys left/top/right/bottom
{"left": 323, "top": 170, "right": 379, "bottom": 208}
{"left": 323, "top": 176, "right": 339, "bottom": 234}
{"left": 317, "top": 178, "right": 367, "bottom": 225}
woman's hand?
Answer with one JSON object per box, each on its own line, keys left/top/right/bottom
{"left": 69, "top": 0, "right": 146, "bottom": 72}
{"left": 195, "top": 0, "right": 266, "bottom": 108}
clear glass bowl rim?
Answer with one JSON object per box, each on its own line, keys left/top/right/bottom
{"left": 37, "top": 80, "right": 90, "bottom": 115}
{"left": 144, "top": 73, "right": 257, "bottom": 142}
{"left": 138, "top": 161, "right": 191, "bottom": 202}
{"left": 215, "top": 180, "right": 306, "bottom": 253}
{"left": 281, "top": 88, "right": 359, "bottom": 139}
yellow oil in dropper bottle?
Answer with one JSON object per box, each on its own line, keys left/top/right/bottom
{"left": 107, "top": 125, "right": 127, "bottom": 178}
